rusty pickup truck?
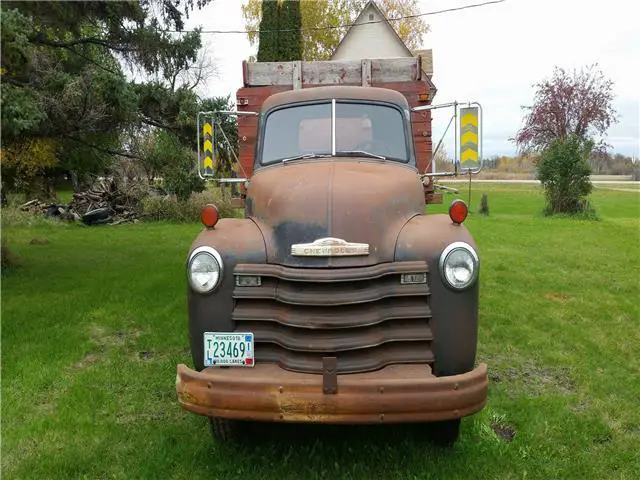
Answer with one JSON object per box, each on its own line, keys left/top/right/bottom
{"left": 176, "top": 58, "right": 488, "bottom": 445}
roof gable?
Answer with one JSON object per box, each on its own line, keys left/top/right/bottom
{"left": 331, "top": 1, "right": 413, "bottom": 59}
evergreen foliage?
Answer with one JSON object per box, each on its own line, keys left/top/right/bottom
{"left": 257, "top": 0, "right": 280, "bottom": 62}
{"left": 280, "top": 1, "right": 302, "bottom": 61}
{"left": 0, "top": 0, "right": 217, "bottom": 199}
{"left": 257, "top": 0, "right": 302, "bottom": 62}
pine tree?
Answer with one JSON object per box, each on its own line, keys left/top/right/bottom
{"left": 256, "top": 1, "right": 302, "bottom": 62}
{"left": 257, "top": 0, "right": 279, "bottom": 62}
{"left": 279, "top": 0, "right": 302, "bottom": 61}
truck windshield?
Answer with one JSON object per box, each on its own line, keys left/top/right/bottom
{"left": 261, "top": 102, "right": 409, "bottom": 165}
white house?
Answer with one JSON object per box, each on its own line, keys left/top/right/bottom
{"left": 331, "top": 0, "right": 436, "bottom": 97}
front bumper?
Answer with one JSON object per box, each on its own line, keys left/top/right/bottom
{"left": 176, "top": 362, "right": 488, "bottom": 424}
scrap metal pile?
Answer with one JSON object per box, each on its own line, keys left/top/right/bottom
{"left": 20, "top": 179, "right": 146, "bottom": 225}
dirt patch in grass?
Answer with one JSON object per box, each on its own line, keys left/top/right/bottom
{"left": 35, "top": 326, "right": 145, "bottom": 415}
{"left": 89, "top": 324, "right": 141, "bottom": 349}
{"left": 570, "top": 399, "right": 591, "bottom": 412}
{"left": 491, "top": 418, "right": 517, "bottom": 443}
{"left": 29, "top": 237, "right": 50, "bottom": 245}
{"left": 545, "top": 292, "right": 571, "bottom": 302}
{"left": 488, "top": 361, "right": 576, "bottom": 396}
{"left": 130, "top": 349, "right": 177, "bottom": 363}
{"left": 72, "top": 352, "right": 102, "bottom": 370}
{"left": 138, "top": 350, "right": 153, "bottom": 360}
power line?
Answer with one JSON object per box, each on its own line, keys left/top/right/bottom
{"left": 167, "top": 0, "right": 506, "bottom": 34}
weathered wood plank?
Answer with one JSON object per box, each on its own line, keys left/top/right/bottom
{"left": 361, "top": 59, "right": 371, "bottom": 87}
{"left": 292, "top": 61, "right": 302, "bottom": 89}
{"left": 244, "top": 58, "right": 422, "bottom": 86}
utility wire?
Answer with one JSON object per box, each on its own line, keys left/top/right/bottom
{"left": 166, "top": 0, "right": 506, "bottom": 34}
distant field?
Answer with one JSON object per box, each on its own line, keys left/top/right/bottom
{"left": 2, "top": 184, "right": 639, "bottom": 479}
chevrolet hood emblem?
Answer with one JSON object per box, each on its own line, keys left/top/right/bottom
{"left": 291, "top": 237, "right": 370, "bottom": 257}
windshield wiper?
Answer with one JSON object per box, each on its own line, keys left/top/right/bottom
{"left": 280, "top": 153, "right": 331, "bottom": 164}
{"left": 335, "top": 150, "right": 387, "bottom": 160}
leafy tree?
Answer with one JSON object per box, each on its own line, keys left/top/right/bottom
{"left": 537, "top": 135, "right": 594, "bottom": 216}
{"left": 0, "top": 137, "right": 61, "bottom": 199}
{"left": 514, "top": 65, "right": 617, "bottom": 217}
{"left": 0, "top": 0, "right": 213, "bottom": 196}
{"left": 155, "top": 130, "right": 205, "bottom": 202}
{"left": 243, "top": 0, "right": 429, "bottom": 60}
{"left": 514, "top": 65, "right": 617, "bottom": 153}
{"left": 126, "top": 95, "right": 237, "bottom": 199}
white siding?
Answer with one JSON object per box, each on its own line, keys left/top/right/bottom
{"left": 332, "top": 5, "right": 409, "bottom": 60}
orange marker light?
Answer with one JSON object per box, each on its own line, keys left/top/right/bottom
{"left": 201, "top": 204, "right": 219, "bottom": 228}
{"left": 449, "top": 199, "right": 468, "bottom": 224}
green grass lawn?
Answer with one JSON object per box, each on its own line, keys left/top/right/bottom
{"left": 2, "top": 184, "right": 639, "bottom": 479}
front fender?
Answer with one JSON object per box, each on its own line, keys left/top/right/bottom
{"left": 187, "top": 218, "right": 266, "bottom": 371}
{"left": 395, "top": 214, "right": 480, "bottom": 376}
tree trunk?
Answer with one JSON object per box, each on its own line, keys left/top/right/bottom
{"left": 25, "top": 176, "right": 56, "bottom": 202}
{"left": 71, "top": 170, "right": 80, "bottom": 192}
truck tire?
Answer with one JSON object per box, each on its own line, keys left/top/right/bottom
{"left": 208, "top": 417, "right": 239, "bottom": 442}
{"left": 427, "top": 419, "right": 461, "bottom": 446}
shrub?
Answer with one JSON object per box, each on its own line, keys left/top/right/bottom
{"left": 163, "top": 161, "right": 206, "bottom": 202}
{"left": 537, "top": 135, "right": 595, "bottom": 216}
{"left": 141, "top": 188, "right": 242, "bottom": 223}
{"left": 148, "top": 131, "right": 206, "bottom": 202}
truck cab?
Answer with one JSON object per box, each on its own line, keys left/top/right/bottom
{"left": 176, "top": 83, "right": 488, "bottom": 445}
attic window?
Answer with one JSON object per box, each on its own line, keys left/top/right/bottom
{"left": 369, "top": 13, "right": 374, "bottom": 20}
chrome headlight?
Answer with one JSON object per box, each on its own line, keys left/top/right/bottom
{"left": 187, "top": 246, "right": 223, "bottom": 294}
{"left": 439, "top": 242, "right": 479, "bottom": 291}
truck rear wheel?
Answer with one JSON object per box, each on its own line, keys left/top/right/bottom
{"left": 208, "top": 417, "right": 239, "bottom": 442}
{"left": 427, "top": 419, "right": 461, "bottom": 446}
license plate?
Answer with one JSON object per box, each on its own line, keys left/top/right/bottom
{"left": 203, "top": 332, "right": 254, "bottom": 367}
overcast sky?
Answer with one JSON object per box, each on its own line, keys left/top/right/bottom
{"left": 186, "top": 0, "right": 640, "bottom": 158}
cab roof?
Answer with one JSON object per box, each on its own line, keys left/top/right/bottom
{"left": 261, "top": 85, "right": 409, "bottom": 113}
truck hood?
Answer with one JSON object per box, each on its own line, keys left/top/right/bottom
{"left": 245, "top": 159, "right": 425, "bottom": 267}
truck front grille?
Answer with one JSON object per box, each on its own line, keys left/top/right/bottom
{"left": 232, "top": 262, "right": 433, "bottom": 374}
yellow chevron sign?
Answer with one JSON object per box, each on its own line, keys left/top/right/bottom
{"left": 461, "top": 148, "right": 478, "bottom": 162}
{"left": 461, "top": 130, "right": 478, "bottom": 146}
{"left": 461, "top": 112, "right": 478, "bottom": 127}
{"left": 459, "top": 106, "right": 479, "bottom": 169}
{"left": 201, "top": 121, "right": 215, "bottom": 176}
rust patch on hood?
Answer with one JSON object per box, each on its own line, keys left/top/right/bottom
{"left": 246, "top": 160, "right": 424, "bottom": 267}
